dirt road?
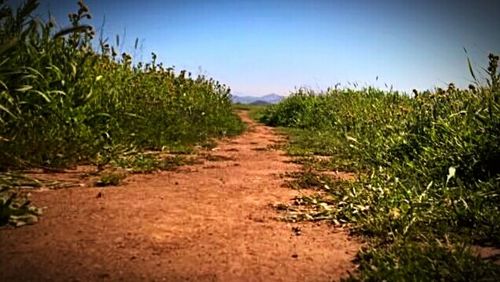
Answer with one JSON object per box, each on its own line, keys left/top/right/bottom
{"left": 0, "top": 111, "right": 359, "bottom": 281}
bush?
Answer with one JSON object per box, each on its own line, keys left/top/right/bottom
{"left": 0, "top": 0, "right": 244, "bottom": 170}
{"left": 263, "top": 54, "right": 500, "bottom": 279}
{"left": 0, "top": 0, "right": 244, "bottom": 227}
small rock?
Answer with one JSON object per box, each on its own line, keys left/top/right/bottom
{"left": 292, "top": 226, "right": 301, "bottom": 236}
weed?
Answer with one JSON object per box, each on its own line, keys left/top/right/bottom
{"left": 114, "top": 153, "right": 198, "bottom": 173}
{"left": 0, "top": 0, "right": 244, "bottom": 171}
{"left": 0, "top": 187, "right": 42, "bottom": 227}
{"left": 95, "top": 170, "right": 127, "bottom": 187}
{"left": 203, "top": 154, "right": 234, "bottom": 162}
{"left": 264, "top": 54, "right": 500, "bottom": 280}
{"left": 158, "top": 155, "right": 199, "bottom": 171}
{"left": 0, "top": 0, "right": 244, "bottom": 226}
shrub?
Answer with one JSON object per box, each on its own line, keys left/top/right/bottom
{"left": 264, "top": 54, "right": 500, "bottom": 279}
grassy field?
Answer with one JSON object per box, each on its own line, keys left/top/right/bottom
{"left": 260, "top": 55, "right": 500, "bottom": 280}
{"left": 0, "top": 0, "right": 244, "bottom": 226}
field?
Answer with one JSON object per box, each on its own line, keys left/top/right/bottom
{"left": 1, "top": 0, "right": 499, "bottom": 281}
{"left": 260, "top": 55, "right": 500, "bottom": 280}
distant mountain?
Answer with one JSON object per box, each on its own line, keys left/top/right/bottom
{"left": 231, "top": 93, "right": 284, "bottom": 104}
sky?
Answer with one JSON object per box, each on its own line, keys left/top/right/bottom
{"left": 23, "top": 0, "right": 500, "bottom": 96}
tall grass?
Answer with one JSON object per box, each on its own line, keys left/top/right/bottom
{"left": 0, "top": 0, "right": 244, "bottom": 226}
{"left": 0, "top": 0, "right": 244, "bottom": 170}
{"left": 261, "top": 55, "right": 500, "bottom": 280}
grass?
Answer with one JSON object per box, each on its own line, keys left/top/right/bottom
{"left": 0, "top": 0, "right": 244, "bottom": 226}
{"left": 1, "top": 0, "right": 498, "bottom": 278}
{"left": 232, "top": 103, "right": 269, "bottom": 121}
{"left": 0, "top": 0, "right": 244, "bottom": 170}
{"left": 95, "top": 170, "right": 127, "bottom": 187}
{"left": 261, "top": 54, "right": 500, "bottom": 280}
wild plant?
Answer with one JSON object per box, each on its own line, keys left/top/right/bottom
{"left": 263, "top": 54, "right": 500, "bottom": 280}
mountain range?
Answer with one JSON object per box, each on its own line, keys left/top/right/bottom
{"left": 231, "top": 93, "right": 284, "bottom": 105}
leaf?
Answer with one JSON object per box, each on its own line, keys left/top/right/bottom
{"left": 0, "top": 104, "right": 16, "bottom": 120}
{"left": 446, "top": 166, "right": 456, "bottom": 184}
{"left": 53, "top": 24, "right": 93, "bottom": 38}
{"left": 18, "top": 0, "right": 39, "bottom": 20}
{"left": 319, "top": 202, "right": 332, "bottom": 211}
{"left": 70, "top": 62, "right": 77, "bottom": 77}
{"left": 463, "top": 48, "right": 478, "bottom": 84}
{"left": 346, "top": 135, "right": 358, "bottom": 143}
{"left": 32, "top": 90, "right": 51, "bottom": 103}
{"left": 0, "top": 37, "right": 18, "bottom": 56}
{"left": 48, "top": 90, "right": 66, "bottom": 96}
{"left": 15, "top": 85, "right": 33, "bottom": 92}
{"left": 24, "top": 67, "right": 44, "bottom": 79}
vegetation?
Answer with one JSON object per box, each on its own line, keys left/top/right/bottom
{"left": 261, "top": 54, "right": 500, "bottom": 280}
{"left": 1, "top": 0, "right": 498, "bottom": 279}
{"left": 232, "top": 103, "right": 268, "bottom": 121}
{"left": 1, "top": 178, "right": 42, "bottom": 226}
{"left": 95, "top": 169, "right": 127, "bottom": 187}
{"left": 0, "top": 0, "right": 244, "bottom": 225}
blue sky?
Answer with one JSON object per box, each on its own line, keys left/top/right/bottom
{"left": 30, "top": 0, "right": 500, "bottom": 95}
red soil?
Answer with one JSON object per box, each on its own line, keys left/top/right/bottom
{"left": 0, "top": 111, "right": 360, "bottom": 281}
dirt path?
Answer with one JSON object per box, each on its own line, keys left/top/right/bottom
{"left": 0, "top": 111, "right": 359, "bottom": 282}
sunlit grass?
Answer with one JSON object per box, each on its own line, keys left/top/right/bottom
{"left": 261, "top": 55, "right": 500, "bottom": 280}
{"left": 0, "top": 0, "right": 244, "bottom": 225}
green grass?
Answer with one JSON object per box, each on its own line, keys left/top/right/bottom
{"left": 0, "top": 0, "right": 244, "bottom": 171}
{"left": 261, "top": 54, "right": 500, "bottom": 280}
{"left": 95, "top": 170, "right": 127, "bottom": 187}
{"left": 0, "top": 0, "right": 244, "bottom": 226}
{"left": 232, "top": 103, "right": 269, "bottom": 121}
{"left": 231, "top": 103, "right": 258, "bottom": 111}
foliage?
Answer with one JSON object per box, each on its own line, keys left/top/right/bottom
{"left": 0, "top": 0, "right": 244, "bottom": 226}
{"left": 262, "top": 54, "right": 500, "bottom": 280}
{"left": 95, "top": 170, "right": 127, "bottom": 187}
{"left": 0, "top": 175, "right": 42, "bottom": 226}
{"left": 232, "top": 104, "right": 268, "bottom": 121}
{"left": 0, "top": 0, "right": 244, "bottom": 171}
{"left": 347, "top": 240, "right": 500, "bottom": 281}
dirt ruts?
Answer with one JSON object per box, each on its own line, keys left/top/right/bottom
{"left": 0, "top": 111, "right": 360, "bottom": 282}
